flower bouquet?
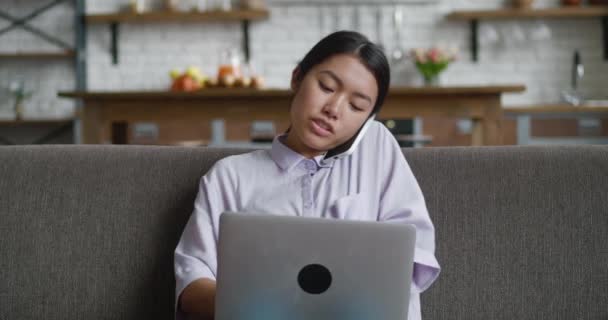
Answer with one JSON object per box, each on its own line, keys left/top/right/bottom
{"left": 411, "top": 47, "right": 458, "bottom": 86}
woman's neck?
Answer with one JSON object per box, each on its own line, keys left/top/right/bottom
{"left": 283, "top": 131, "right": 324, "bottom": 159}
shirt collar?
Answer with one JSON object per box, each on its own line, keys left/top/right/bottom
{"left": 270, "top": 135, "right": 335, "bottom": 171}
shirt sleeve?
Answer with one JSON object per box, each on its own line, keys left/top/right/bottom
{"left": 174, "top": 161, "right": 234, "bottom": 319}
{"left": 376, "top": 127, "right": 441, "bottom": 294}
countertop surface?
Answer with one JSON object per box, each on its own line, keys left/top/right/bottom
{"left": 504, "top": 104, "right": 608, "bottom": 113}
{"left": 59, "top": 85, "right": 526, "bottom": 100}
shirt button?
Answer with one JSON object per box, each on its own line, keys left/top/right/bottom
{"left": 306, "top": 161, "right": 316, "bottom": 170}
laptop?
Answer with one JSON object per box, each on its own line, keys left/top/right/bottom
{"left": 214, "top": 212, "right": 417, "bottom": 320}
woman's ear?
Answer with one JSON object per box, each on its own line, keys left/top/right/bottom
{"left": 290, "top": 67, "right": 301, "bottom": 91}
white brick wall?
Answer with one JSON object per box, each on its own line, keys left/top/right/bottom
{"left": 1, "top": 0, "right": 607, "bottom": 119}
{"left": 0, "top": 0, "right": 75, "bottom": 119}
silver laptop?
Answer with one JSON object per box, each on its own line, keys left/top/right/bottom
{"left": 215, "top": 212, "right": 416, "bottom": 320}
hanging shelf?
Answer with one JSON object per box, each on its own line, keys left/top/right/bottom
{"left": 86, "top": 9, "right": 270, "bottom": 64}
{"left": 446, "top": 6, "right": 608, "bottom": 62}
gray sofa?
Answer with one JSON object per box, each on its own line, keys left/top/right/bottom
{"left": 1, "top": 145, "right": 606, "bottom": 320}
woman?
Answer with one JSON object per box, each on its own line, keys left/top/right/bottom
{"left": 174, "top": 31, "right": 440, "bottom": 320}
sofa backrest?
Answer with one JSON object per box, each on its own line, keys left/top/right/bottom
{"left": 409, "top": 146, "right": 608, "bottom": 320}
{"left": 0, "top": 145, "right": 606, "bottom": 320}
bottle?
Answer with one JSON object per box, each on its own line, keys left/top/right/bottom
{"left": 165, "top": 0, "right": 178, "bottom": 11}
{"left": 130, "top": 0, "right": 147, "bottom": 13}
{"left": 241, "top": 0, "right": 267, "bottom": 10}
{"left": 217, "top": 48, "right": 242, "bottom": 87}
{"left": 215, "top": 0, "right": 232, "bottom": 11}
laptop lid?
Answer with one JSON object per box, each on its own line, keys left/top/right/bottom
{"left": 215, "top": 212, "right": 416, "bottom": 320}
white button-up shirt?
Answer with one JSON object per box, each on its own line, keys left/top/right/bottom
{"left": 175, "top": 120, "right": 440, "bottom": 319}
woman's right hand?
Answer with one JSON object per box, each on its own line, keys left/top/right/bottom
{"left": 179, "top": 278, "right": 217, "bottom": 320}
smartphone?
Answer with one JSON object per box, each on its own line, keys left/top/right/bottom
{"left": 321, "top": 114, "right": 376, "bottom": 164}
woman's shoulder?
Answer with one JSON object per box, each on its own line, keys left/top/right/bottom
{"left": 361, "top": 120, "right": 400, "bottom": 150}
{"left": 351, "top": 120, "right": 407, "bottom": 169}
{"left": 204, "top": 149, "right": 271, "bottom": 181}
{"left": 210, "top": 149, "right": 269, "bottom": 171}
{"left": 368, "top": 120, "right": 392, "bottom": 136}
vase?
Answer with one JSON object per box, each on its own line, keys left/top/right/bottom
{"left": 415, "top": 61, "right": 448, "bottom": 87}
{"left": 423, "top": 74, "right": 441, "bottom": 86}
{"left": 14, "top": 101, "right": 24, "bottom": 120}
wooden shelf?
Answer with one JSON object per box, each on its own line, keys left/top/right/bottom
{"left": 87, "top": 9, "right": 270, "bottom": 23}
{"left": 86, "top": 9, "right": 270, "bottom": 65}
{"left": 448, "top": 6, "right": 608, "bottom": 20}
{"left": 0, "top": 118, "right": 74, "bottom": 125}
{"left": 446, "top": 6, "right": 608, "bottom": 62}
{"left": 0, "top": 50, "right": 75, "bottom": 59}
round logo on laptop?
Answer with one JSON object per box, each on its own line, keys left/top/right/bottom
{"left": 298, "top": 264, "right": 332, "bottom": 294}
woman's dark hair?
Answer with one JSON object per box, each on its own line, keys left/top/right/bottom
{"left": 294, "top": 30, "right": 390, "bottom": 116}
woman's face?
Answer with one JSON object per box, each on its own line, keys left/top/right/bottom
{"left": 285, "top": 54, "right": 378, "bottom": 158}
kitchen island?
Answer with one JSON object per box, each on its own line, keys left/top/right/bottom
{"left": 59, "top": 85, "right": 525, "bottom": 146}
{"left": 504, "top": 104, "right": 608, "bottom": 145}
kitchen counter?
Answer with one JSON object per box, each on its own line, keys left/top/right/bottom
{"left": 59, "top": 85, "right": 525, "bottom": 145}
{"left": 0, "top": 118, "right": 74, "bottom": 145}
{"left": 504, "top": 104, "right": 608, "bottom": 145}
